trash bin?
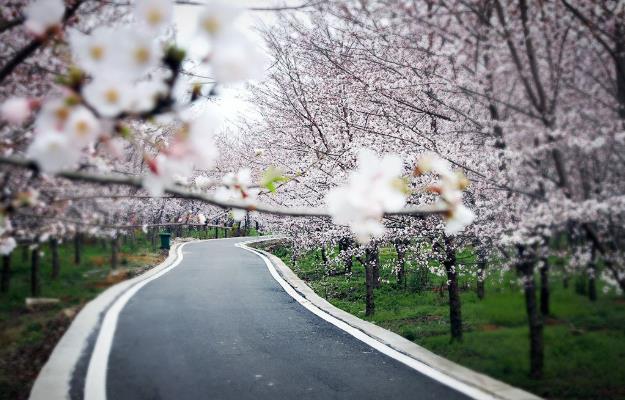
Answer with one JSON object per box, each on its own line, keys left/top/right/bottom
{"left": 159, "top": 232, "right": 172, "bottom": 250}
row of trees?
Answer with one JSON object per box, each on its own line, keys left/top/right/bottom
{"left": 231, "top": 0, "right": 625, "bottom": 379}
{"left": 0, "top": 218, "right": 253, "bottom": 298}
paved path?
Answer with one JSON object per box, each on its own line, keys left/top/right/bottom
{"left": 105, "top": 238, "right": 468, "bottom": 399}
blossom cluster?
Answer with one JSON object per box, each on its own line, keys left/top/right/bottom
{"left": 1, "top": 0, "right": 268, "bottom": 181}
{"left": 215, "top": 168, "right": 259, "bottom": 221}
{"left": 325, "top": 151, "right": 475, "bottom": 243}
{"left": 326, "top": 150, "right": 407, "bottom": 243}
{"left": 415, "top": 154, "right": 475, "bottom": 236}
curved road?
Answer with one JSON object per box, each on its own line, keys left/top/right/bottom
{"left": 105, "top": 238, "right": 468, "bottom": 399}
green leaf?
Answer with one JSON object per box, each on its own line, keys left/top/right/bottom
{"left": 261, "top": 166, "right": 289, "bottom": 192}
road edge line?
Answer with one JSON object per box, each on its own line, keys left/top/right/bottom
{"left": 237, "top": 239, "right": 541, "bottom": 400}
{"left": 28, "top": 241, "right": 187, "bottom": 400}
{"left": 82, "top": 240, "right": 194, "bottom": 400}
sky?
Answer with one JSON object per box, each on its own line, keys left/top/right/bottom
{"left": 172, "top": 1, "right": 301, "bottom": 131}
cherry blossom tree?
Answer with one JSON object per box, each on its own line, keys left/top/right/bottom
{"left": 233, "top": 0, "right": 625, "bottom": 378}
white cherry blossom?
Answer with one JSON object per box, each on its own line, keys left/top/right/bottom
{"left": 173, "top": 106, "right": 223, "bottom": 170}
{"left": 194, "top": 176, "right": 212, "bottom": 188}
{"left": 418, "top": 153, "right": 474, "bottom": 235}
{"left": 69, "top": 27, "right": 120, "bottom": 76}
{"left": 27, "top": 132, "right": 80, "bottom": 173}
{"left": 415, "top": 152, "right": 454, "bottom": 178}
{"left": 198, "top": 213, "right": 207, "bottom": 224}
{"left": 0, "top": 217, "right": 11, "bottom": 236}
{"left": 1, "top": 97, "right": 33, "bottom": 125}
{"left": 83, "top": 78, "right": 132, "bottom": 117}
{"left": 127, "top": 80, "right": 168, "bottom": 113}
{"left": 35, "top": 98, "right": 72, "bottom": 132}
{"left": 134, "top": 0, "right": 173, "bottom": 33}
{"left": 198, "top": 2, "right": 241, "bottom": 38}
{"left": 143, "top": 154, "right": 193, "bottom": 197}
{"left": 116, "top": 28, "right": 163, "bottom": 80}
{"left": 24, "top": 0, "right": 65, "bottom": 36}
{"left": 444, "top": 204, "right": 476, "bottom": 235}
{"left": 65, "top": 106, "right": 101, "bottom": 147}
{"left": 215, "top": 168, "right": 258, "bottom": 220}
{"left": 0, "top": 237, "right": 17, "bottom": 256}
{"left": 326, "top": 149, "right": 407, "bottom": 243}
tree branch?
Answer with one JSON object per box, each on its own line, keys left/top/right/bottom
{"left": 0, "top": 155, "right": 448, "bottom": 218}
{"left": 0, "top": 0, "right": 86, "bottom": 85}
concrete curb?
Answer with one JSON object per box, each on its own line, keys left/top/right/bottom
{"left": 241, "top": 238, "right": 541, "bottom": 400}
{"left": 29, "top": 241, "right": 186, "bottom": 400}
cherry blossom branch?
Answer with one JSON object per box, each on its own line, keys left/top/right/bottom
{"left": 18, "top": 214, "right": 233, "bottom": 230}
{"left": 173, "top": 0, "right": 323, "bottom": 11}
{"left": 0, "top": 16, "right": 26, "bottom": 34}
{"left": 0, "top": 155, "right": 447, "bottom": 218}
{"left": 0, "top": 0, "right": 86, "bottom": 84}
{"left": 51, "top": 194, "right": 178, "bottom": 201}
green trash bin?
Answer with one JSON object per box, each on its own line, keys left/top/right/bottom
{"left": 159, "top": 232, "right": 172, "bottom": 250}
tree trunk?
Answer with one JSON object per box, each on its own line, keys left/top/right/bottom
{"left": 604, "top": 259, "right": 625, "bottom": 293}
{"left": 50, "top": 238, "right": 60, "bottom": 279}
{"left": 320, "top": 246, "right": 328, "bottom": 266}
{"left": 150, "top": 228, "right": 157, "bottom": 249}
{"left": 364, "top": 248, "right": 376, "bottom": 316}
{"left": 394, "top": 240, "right": 406, "bottom": 288}
{"left": 614, "top": 30, "right": 625, "bottom": 120}
{"left": 74, "top": 233, "right": 82, "bottom": 265}
{"left": 518, "top": 248, "right": 543, "bottom": 379}
{"left": 1, "top": 254, "right": 11, "bottom": 293}
{"left": 339, "top": 238, "right": 352, "bottom": 274}
{"left": 31, "top": 248, "right": 41, "bottom": 297}
{"left": 540, "top": 258, "right": 550, "bottom": 316}
{"left": 588, "top": 267, "right": 597, "bottom": 302}
{"left": 344, "top": 254, "right": 353, "bottom": 274}
{"left": 588, "top": 245, "right": 597, "bottom": 302}
{"left": 476, "top": 248, "right": 486, "bottom": 300}
{"left": 111, "top": 236, "right": 119, "bottom": 269}
{"left": 371, "top": 246, "right": 380, "bottom": 288}
{"left": 444, "top": 236, "right": 462, "bottom": 341}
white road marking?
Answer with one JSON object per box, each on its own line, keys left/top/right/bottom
{"left": 83, "top": 241, "right": 191, "bottom": 400}
{"left": 83, "top": 237, "right": 255, "bottom": 398}
{"left": 237, "top": 243, "right": 497, "bottom": 400}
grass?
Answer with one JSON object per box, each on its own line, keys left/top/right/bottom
{"left": 267, "top": 243, "right": 625, "bottom": 400}
{"left": 0, "top": 226, "right": 259, "bottom": 400}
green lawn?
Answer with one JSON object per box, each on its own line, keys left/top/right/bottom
{"left": 0, "top": 233, "right": 165, "bottom": 400}
{"left": 268, "top": 244, "right": 625, "bottom": 400}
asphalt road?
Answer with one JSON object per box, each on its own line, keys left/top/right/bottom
{"left": 106, "top": 238, "right": 468, "bottom": 400}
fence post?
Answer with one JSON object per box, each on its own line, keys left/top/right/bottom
{"left": 111, "top": 234, "right": 119, "bottom": 269}
{"left": 31, "top": 247, "right": 41, "bottom": 297}
{"left": 50, "top": 238, "right": 60, "bottom": 279}
{"left": 74, "top": 233, "right": 82, "bottom": 265}
{"left": 1, "top": 254, "right": 11, "bottom": 293}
